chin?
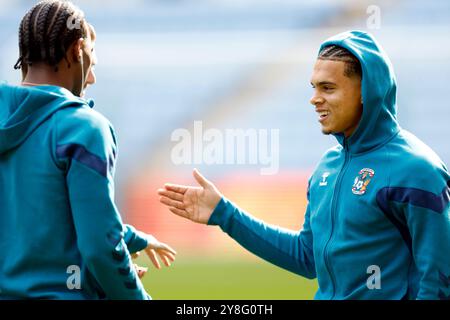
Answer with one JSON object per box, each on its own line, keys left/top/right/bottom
{"left": 321, "top": 127, "right": 333, "bottom": 135}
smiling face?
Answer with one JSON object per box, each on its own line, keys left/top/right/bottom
{"left": 310, "top": 59, "right": 363, "bottom": 138}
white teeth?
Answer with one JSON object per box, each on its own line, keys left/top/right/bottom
{"left": 319, "top": 111, "right": 329, "bottom": 117}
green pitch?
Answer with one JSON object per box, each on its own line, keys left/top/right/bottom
{"left": 138, "top": 256, "right": 318, "bottom": 300}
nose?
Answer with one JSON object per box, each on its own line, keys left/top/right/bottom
{"left": 310, "top": 90, "right": 324, "bottom": 106}
{"left": 86, "top": 67, "right": 96, "bottom": 86}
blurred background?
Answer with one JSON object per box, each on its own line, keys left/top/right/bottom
{"left": 1, "top": 0, "right": 450, "bottom": 299}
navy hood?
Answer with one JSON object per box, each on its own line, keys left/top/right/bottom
{"left": 319, "top": 30, "right": 401, "bottom": 154}
{"left": 0, "top": 84, "right": 94, "bottom": 155}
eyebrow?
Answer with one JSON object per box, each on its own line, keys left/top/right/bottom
{"left": 310, "top": 81, "right": 337, "bottom": 87}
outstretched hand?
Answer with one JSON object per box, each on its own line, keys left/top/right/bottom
{"left": 131, "top": 234, "right": 177, "bottom": 271}
{"left": 158, "top": 169, "right": 222, "bottom": 224}
{"left": 144, "top": 234, "right": 177, "bottom": 269}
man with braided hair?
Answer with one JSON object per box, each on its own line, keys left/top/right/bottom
{"left": 0, "top": 0, "right": 176, "bottom": 299}
{"left": 158, "top": 31, "right": 450, "bottom": 300}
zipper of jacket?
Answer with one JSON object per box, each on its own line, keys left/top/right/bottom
{"left": 323, "top": 139, "right": 351, "bottom": 299}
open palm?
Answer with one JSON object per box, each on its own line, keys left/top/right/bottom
{"left": 158, "top": 169, "right": 222, "bottom": 224}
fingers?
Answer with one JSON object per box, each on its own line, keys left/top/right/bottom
{"left": 159, "top": 196, "right": 185, "bottom": 210}
{"left": 156, "top": 249, "right": 176, "bottom": 266}
{"left": 157, "top": 189, "right": 184, "bottom": 202}
{"left": 138, "top": 249, "right": 176, "bottom": 271}
{"left": 193, "top": 168, "right": 210, "bottom": 188}
{"left": 160, "top": 243, "right": 177, "bottom": 256}
{"left": 163, "top": 251, "right": 176, "bottom": 262}
{"left": 161, "top": 255, "right": 171, "bottom": 267}
{"left": 145, "top": 248, "right": 161, "bottom": 269}
{"left": 159, "top": 196, "right": 190, "bottom": 220}
{"left": 156, "top": 248, "right": 176, "bottom": 262}
{"left": 164, "top": 183, "right": 189, "bottom": 194}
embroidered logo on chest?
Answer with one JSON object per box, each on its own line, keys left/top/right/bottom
{"left": 352, "top": 168, "right": 375, "bottom": 195}
{"left": 319, "top": 172, "right": 330, "bottom": 186}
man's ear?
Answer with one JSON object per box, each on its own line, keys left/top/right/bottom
{"left": 71, "top": 38, "right": 85, "bottom": 62}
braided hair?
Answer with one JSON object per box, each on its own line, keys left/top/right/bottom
{"left": 318, "top": 45, "right": 362, "bottom": 79}
{"left": 14, "top": 0, "right": 88, "bottom": 72}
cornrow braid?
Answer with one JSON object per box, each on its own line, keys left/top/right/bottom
{"left": 48, "top": 2, "right": 73, "bottom": 70}
{"left": 14, "top": 7, "right": 36, "bottom": 69}
{"left": 46, "top": 1, "right": 63, "bottom": 36}
{"left": 35, "top": 1, "right": 54, "bottom": 61}
{"left": 14, "top": 19, "right": 24, "bottom": 69}
{"left": 27, "top": 3, "right": 43, "bottom": 65}
{"left": 14, "top": 0, "right": 88, "bottom": 72}
{"left": 46, "top": 1, "right": 64, "bottom": 67}
{"left": 318, "top": 45, "right": 362, "bottom": 79}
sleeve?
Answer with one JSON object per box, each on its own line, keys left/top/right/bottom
{"left": 207, "top": 188, "right": 316, "bottom": 279}
{"left": 54, "top": 108, "right": 150, "bottom": 300}
{"left": 380, "top": 166, "right": 450, "bottom": 300}
{"left": 404, "top": 176, "right": 450, "bottom": 300}
{"left": 123, "top": 224, "right": 149, "bottom": 254}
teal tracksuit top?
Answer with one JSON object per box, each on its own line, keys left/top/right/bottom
{"left": 0, "top": 84, "right": 150, "bottom": 299}
{"left": 208, "top": 31, "right": 450, "bottom": 300}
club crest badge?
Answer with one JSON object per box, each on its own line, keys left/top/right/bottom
{"left": 352, "top": 168, "right": 374, "bottom": 195}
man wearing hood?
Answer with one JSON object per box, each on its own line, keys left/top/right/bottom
{"left": 0, "top": 0, "right": 176, "bottom": 299}
{"left": 158, "top": 30, "right": 450, "bottom": 300}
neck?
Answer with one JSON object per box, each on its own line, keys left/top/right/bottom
{"left": 23, "top": 63, "right": 74, "bottom": 92}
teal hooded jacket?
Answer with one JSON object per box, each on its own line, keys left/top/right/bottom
{"left": 0, "top": 84, "right": 151, "bottom": 299}
{"left": 208, "top": 31, "right": 450, "bottom": 300}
